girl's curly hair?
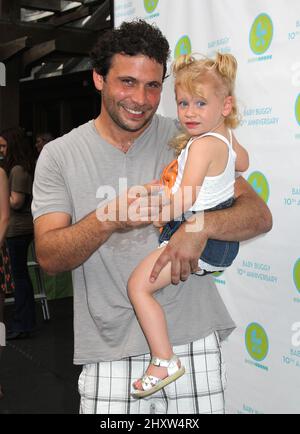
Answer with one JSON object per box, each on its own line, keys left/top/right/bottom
{"left": 170, "top": 52, "right": 240, "bottom": 156}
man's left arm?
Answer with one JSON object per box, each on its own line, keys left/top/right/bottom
{"left": 150, "top": 176, "right": 273, "bottom": 284}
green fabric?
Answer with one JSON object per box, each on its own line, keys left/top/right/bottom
{"left": 27, "top": 244, "right": 73, "bottom": 300}
{"left": 29, "top": 267, "right": 73, "bottom": 300}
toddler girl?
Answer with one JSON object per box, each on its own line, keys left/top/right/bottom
{"left": 128, "top": 53, "right": 249, "bottom": 398}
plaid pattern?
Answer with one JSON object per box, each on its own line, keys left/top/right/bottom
{"left": 78, "top": 332, "right": 226, "bottom": 414}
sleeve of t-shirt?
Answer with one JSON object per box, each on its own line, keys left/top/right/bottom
{"left": 10, "top": 165, "right": 32, "bottom": 195}
{"left": 32, "top": 147, "right": 73, "bottom": 221}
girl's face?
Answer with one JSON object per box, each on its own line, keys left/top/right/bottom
{"left": 0, "top": 136, "right": 7, "bottom": 157}
{"left": 176, "top": 81, "right": 231, "bottom": 136}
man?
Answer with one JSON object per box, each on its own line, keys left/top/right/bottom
{"left": 32, "top": 20, "right": 272, "bottom": 414}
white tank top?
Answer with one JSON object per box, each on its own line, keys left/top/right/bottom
{"left": 171, "top": 130, "right": 236, "bottom": 212}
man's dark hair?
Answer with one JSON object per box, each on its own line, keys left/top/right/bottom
{"left": 90, "top": 20, "right": 170, "bottom": 80}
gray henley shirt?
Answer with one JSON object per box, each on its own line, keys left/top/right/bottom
{"left": 32, "top": 115, "right": 235, "bottom": 364}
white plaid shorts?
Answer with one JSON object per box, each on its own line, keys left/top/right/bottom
{"left": 78, "top": 332, "right": 227, "bottom": 414}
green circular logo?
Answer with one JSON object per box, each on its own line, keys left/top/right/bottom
{"left": 213, "top": 271, "right": 224, "bottom": 278}
{"left": 144, "top": 0, "right": 159, "bottom": 13}
{"left": 245, "top": 323, "right": 269, "bottom": 362}
{"left": 293, "top": 259, "right": 300, "bottom": 292}
{"left": 250, "top": 13, "right": 273, "bottom": 55}
{"left": 295, "top": 94, "right": 300, "bottom": 126}
{"left": 174, "top": 36, "right": 192, "bottom": 59}
{"left": 247, "top": 171, "right": 270, "bottom": 203}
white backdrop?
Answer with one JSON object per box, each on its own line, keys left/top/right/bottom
{"left": 114, "top": 0, "right": 300, "bottom": 414}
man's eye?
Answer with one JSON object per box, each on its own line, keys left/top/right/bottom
{"left": 122, "top": 79, "right": 134, "bottom": 86}
{"left": 147, "top": 83, "right": 161, "bottom": 89}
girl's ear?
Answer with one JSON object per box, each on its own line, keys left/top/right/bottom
{"left": 93, "top": 69, "right": 104, "bottom": 91}
{"left": 222, "top": 96, "right": 233, "bottom": 117}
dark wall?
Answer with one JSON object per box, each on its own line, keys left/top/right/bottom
{"left": 20, "top": 70, "right": 101, "bottom": 140}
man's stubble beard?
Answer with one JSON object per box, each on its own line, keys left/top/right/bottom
{"left": 102, "top": 92, "right": 157, "bottom": 133}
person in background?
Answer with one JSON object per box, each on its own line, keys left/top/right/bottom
{"left": 0, "top": 127, "right": 36, "bottom": 340}
{"left": 35, "top": 132, "right": 54, "bottom": 155}
{"left": 0, "top": 166, "right": 13, "bottom": 398}
{"left": 0, "top": 136, "right": 7, "bottom": 168}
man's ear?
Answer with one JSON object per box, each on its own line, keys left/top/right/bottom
{"left": 222, "top": 96, "right": 233, "bottom": 117}
{"left": 93, "top": 69, "right": 104, "bottom": 91}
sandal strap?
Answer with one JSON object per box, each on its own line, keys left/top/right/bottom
{"left": 151, "top": 354, "right": 178, "bottom": 367}
{"left": 141, "top": 374, "right": 161, "bottom": 391}
{"left": 150, "top": 354, "right": 180, "bottom": 375}
{"left": 134, "top": 354, "right": 184, "bottom": 394}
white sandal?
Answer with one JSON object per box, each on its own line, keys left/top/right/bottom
{"left": 131, "top": 354, "right": 185, "bottom": 399}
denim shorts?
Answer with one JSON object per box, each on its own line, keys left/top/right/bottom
{"left": 159, "top": 198, "right": 239, "bottom": 269}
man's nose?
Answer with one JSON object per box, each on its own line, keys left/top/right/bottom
{"left": 131, "top": 86, "right": 147, "bottom": 106}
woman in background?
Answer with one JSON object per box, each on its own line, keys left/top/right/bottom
{"left": 0, "top": 127, "right": 36, "bottom": 340}
{"left": 0, "top": 164, "right": 12, "bottom": 398}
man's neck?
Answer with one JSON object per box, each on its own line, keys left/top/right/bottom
{"left": 94, "top": 114, "right": 149, "bottom": 154}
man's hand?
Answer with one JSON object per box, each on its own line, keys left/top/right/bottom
{"left": 35, "top": 180, "right": 165, "bottom": 275}
{"left": 150, "top": 214, "right": 207, "bottom": 284}
{"left": 96, "top": 180, "right": 164, "bottom": 230}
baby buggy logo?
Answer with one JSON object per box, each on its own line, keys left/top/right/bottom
{"left": 250, "top": 13, "right": 273, "bottom": 54}
{"left": 144, "top": 0, "right": 159, "bottom": 13}
{"left": 295, "top": 94, "right": 300, "bottom": 126}
{"left": 249, "top": 13, "right": 273, "bottom": 62}
{"left": 174, "top": 36, "right": 192, "bottom": 59}
{"left": 245, "top": 323, "right": 269, "bottom": 370}
{"left": 247, "top": 171, "right": 270, "bottom": 203}
{"left": 293, "top": 259, "right": 300, "bottom": 293}
{"left": 213, "top": 271, "right": 226, "bottom": 285}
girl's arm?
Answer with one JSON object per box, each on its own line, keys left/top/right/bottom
{"left": 0, "top": 169, "right": 10, "bottom": 247}
{"left": 150, "top": 176, "right": 272, "bottom": 284}
{"left": 156, "top": 137, "right": 218, "bottom": 225}
{"left": 232, "top": 135, "right": 249, "bottom": 172}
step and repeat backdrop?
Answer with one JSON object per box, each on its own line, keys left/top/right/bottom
{"left": 114, "top": 0, "right": 300, "bottom": 414}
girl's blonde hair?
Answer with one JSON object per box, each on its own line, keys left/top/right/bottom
{"left": 170, "top": 52, "right": 240, "bottom": 156}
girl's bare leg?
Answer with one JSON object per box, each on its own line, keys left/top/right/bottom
{"left": 127, "top": 246, "right": 179, "bottom": 389}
